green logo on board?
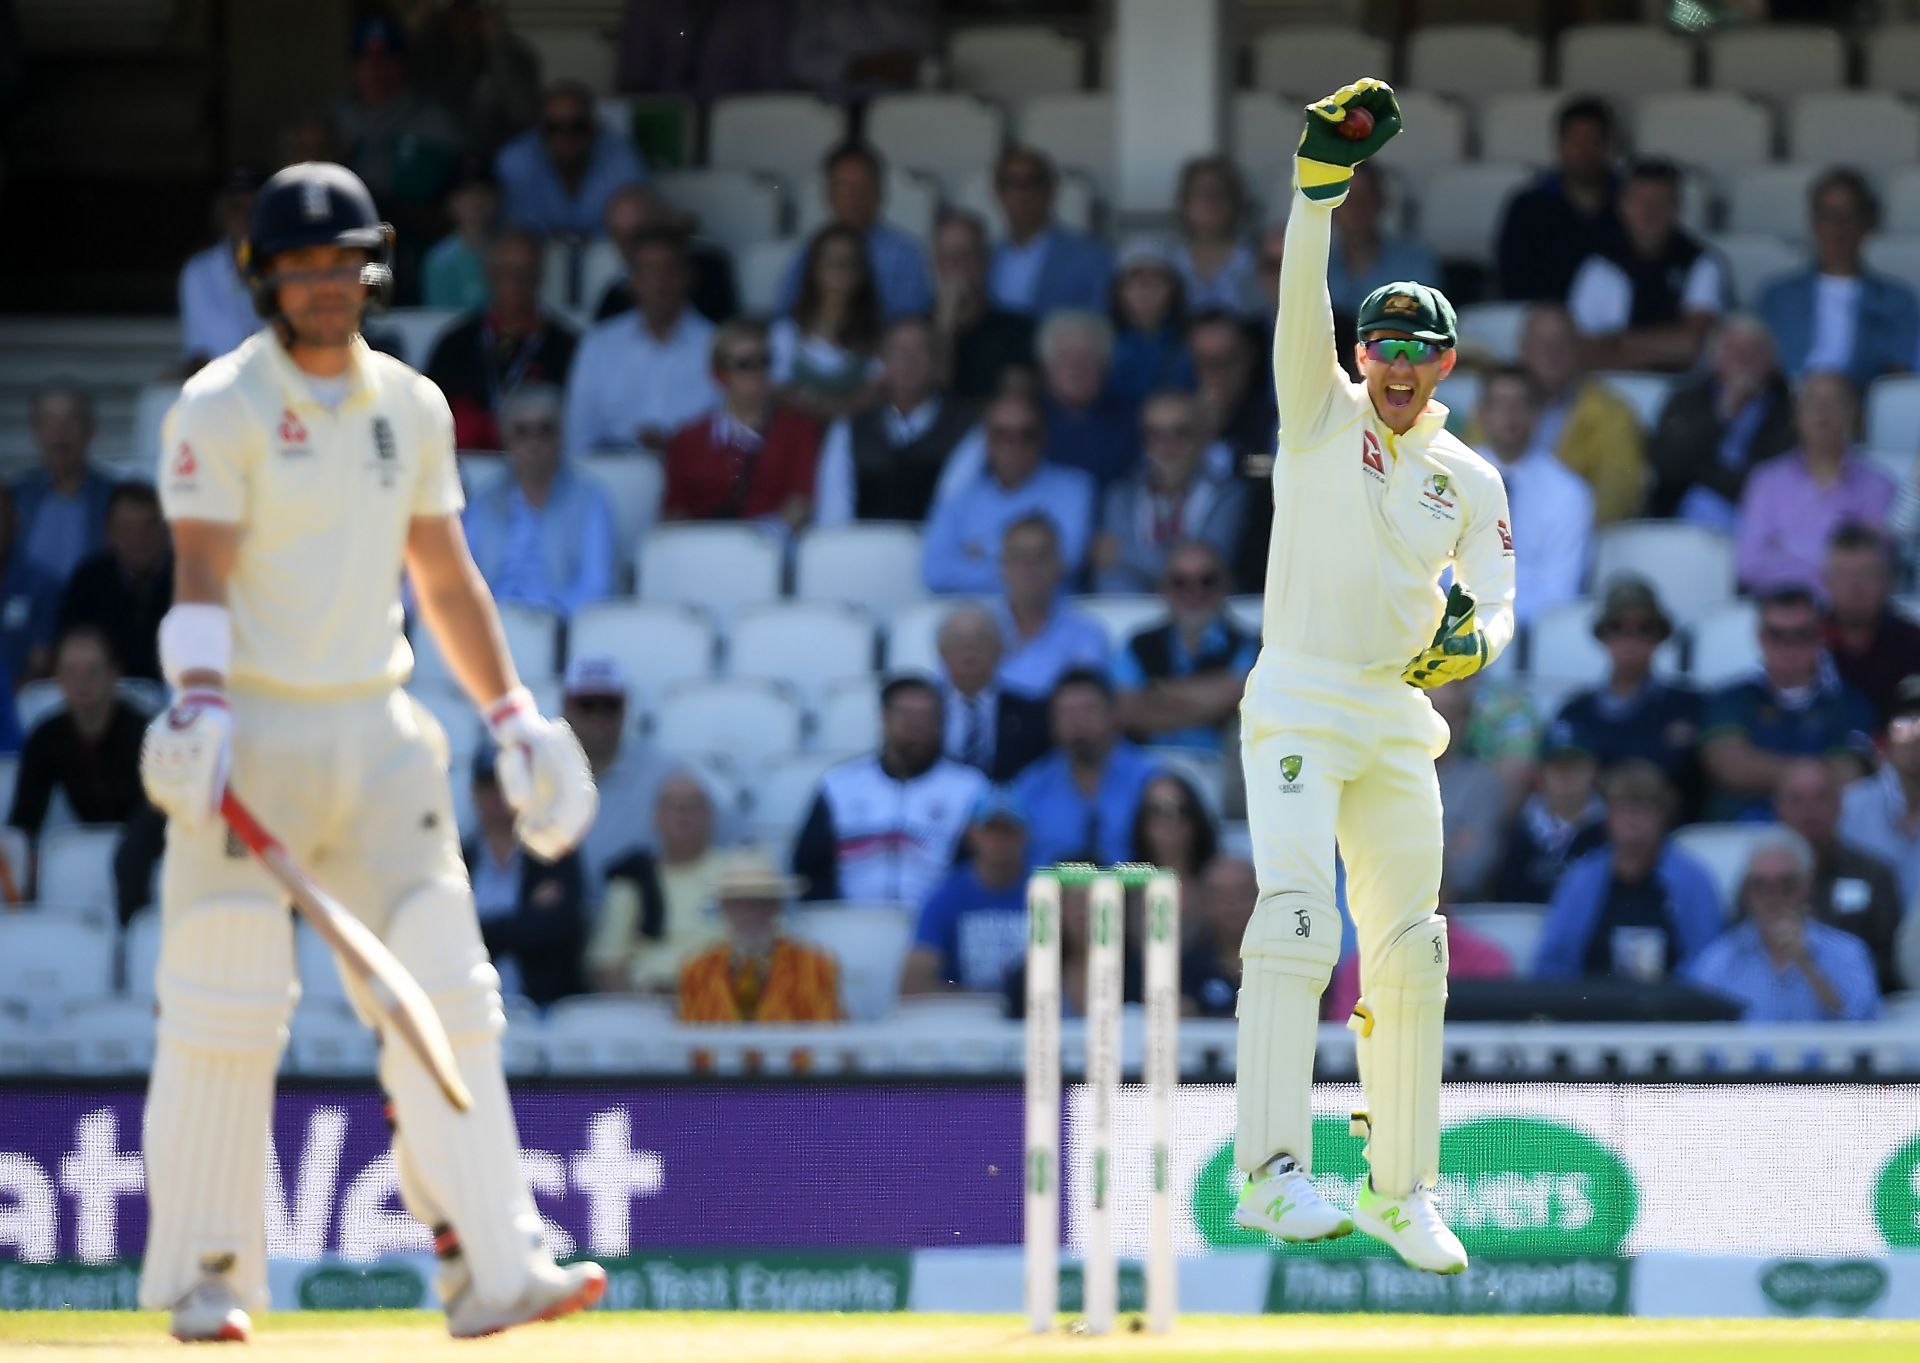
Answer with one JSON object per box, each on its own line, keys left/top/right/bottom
{"left": 1760, "top": 1260, "right": 1887, "bottom": 1316}
{"left": 1873, "top": 1136, "right": 1920, "bottom": 1248}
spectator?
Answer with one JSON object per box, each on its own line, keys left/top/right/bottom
{"left": 565, "top": 226, "right": 719, "bottom": 453}
{"left": 1759, "top": 167, "right": 1918, "bottom": 390}
{"left": 901, "top": 785, "right": 1032, "bottom": 995}
{"left": 461, "top": 385, "right": 615, "bottom": 615}
{"left": 0, "top": 485, "right": 56, "bottom": 692}
{"left": 1327, "top": 162, "right": 1439, "bottom": 326}
{"left": 787, "top": 0, "right": 934, "bottom": 98}
{"left": 989, "top": 146, "right": 1113, "bottom": 317}
{"left": 1002, "top": 879, "right": 1145, "bottom": 1018}
{"left": 1555, "top": 577, "right": 1702, "bottom": 801}
{"left": 1533, "top": 760, "right": 1722, "bottom": 981}
{"left": 1106, "top": 238, "right": 1193, "bottom": 406}
{"left": 586, "top": 771, "right": 726, "bottom": 994}
{"left": 1326, "top": 898, "right": 1514, "bottom": 1023}
{"left": 793, "top": 676, "right": 986, "bottom": 904}
{"left": 1839, "top": 676, "right": 1920, "bottom": 903}
{"left": 1703, "top": 587, "right": 1876, "bottom": 822}
{"left": 596, "top": 183, "right": 740, "bottom": 327}
{"left": 994, "top": 514, "right": 1109, "bottom": 701}
{"left": 1185, "top": 855, "right": 1256, "bottom": 1017}
{"left": 1647, "top": 313, "right": 1798, "bottom": 527}
{"left": 1188, "top": 311, "right": 1278, "bottom": 590}
{"left": 778, "top": 143, "right": 932, "bottom": 320}
{"left": 421, "top": 160, "right": 499, "bottom": 312}
{"left": 678, "top": 849, "right": 839, "bottom": 1023}
{"left": 178, "top": 166, "right": 262, "bottom": 368}
{"left": 932, "top": 209, "right": 1034, "bottom": 401}
{"left": 1475, "top": 366, "right": 1593, "bottom": 625}
{"left": 1685, "top": 830, "right": 1880, "bottom": 1022}
{"left": 1566, "top": 158, "right": 1723, "bottom": 373}
{"left": 1113, "top": 541, "right": 1255, "bottom": 752}
{"left": 934, "top": 604, "right": 1052, "bottom": 782}
{"left": 814, "top": 314, "right": 979, "bottom": 526}
{"left": 1037, "top": 310, "right": 1141, "bottom": 489}
{"left": 1094, "top": 392, "right": 1243, "bottom": 593}
{"left": 1824, "top": 522, "right": 1920, "bottom": 728}
{"left": 328, "top": 15, "right": 462, "bottom": 254}
{"left": 463, "top": 750, "right": 586, "bottom": 1007}
{"left": 1129, "top": 770, "right": 1219, "bottom": 892}
{"left": 556, "top": 657, "right": 659, "bottom": 890}
{"left": 922, "top": 391, "right": 1095, "bottom": 594}
{"left": 1736, "top": 371, "right": 1893, "bottom": 596}
{"left": 1015, "top": 669, "right": 1160, "bottom": 868}
{"left": 7, "top": 627, "right": 147, "bottom": 837}
{"left": 405, "top": 0, "right": 541, "bottom": 158}
{"left": 1775, "top": 757, "right": 1905, "bottom": 991}
{"left": 493, "top": 79, "right": 647, "bottom": 239}
{"left": 662, "top": 317, "right": 824, "bottom": 529}
{"left": 773, "top": 223, "right": 883, "bottom": 419}
{"left": 425, "top": 228, "right": 579, "bottom": 452}
{"left": 14, "top": 383, "right": 116, "bottom": 588}
{"left": 1170, "top": 155, "right": 1257, "bottom": 316}
{"left": 1496, "top": 96, "right": 1623, "bottom": 303}
{"left": 1431, "top": 679, "right": 1508, "bottom": 902}
{"left": 58, "top": 483, "right": 170, "bottom": 683}
{"left": 1511, "top": 304, "right": 1645, "bottom": 524}
{"left": 1494, "top": 721, "right": 1607, "bottom": 905}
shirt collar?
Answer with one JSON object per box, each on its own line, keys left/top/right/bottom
{"left": 264, "top": 331, "right": 377, "bottom": 411}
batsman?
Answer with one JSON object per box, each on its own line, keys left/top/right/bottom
{"left": 138, "top": 162, "right": 603, "bottom": 1340}
{"left": 1230, "top": 80, "right": 1515, "bottom": 1273}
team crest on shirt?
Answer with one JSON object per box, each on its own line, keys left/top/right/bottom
{"left": 1279, "top": 754, "right": 1305, "bottom": 792}
{"left": 1420, "top": 472, "right": 1458, "bottom": 521}
{"left": 369, "top": 415, "right": 398, "bottom": 488}
{"left": 1360, "top": 429, "right": 1385, "bottom": 481}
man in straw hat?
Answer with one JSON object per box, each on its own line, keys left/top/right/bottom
{"left": 677, "top": 849, "right": 839, "bottom": 1024}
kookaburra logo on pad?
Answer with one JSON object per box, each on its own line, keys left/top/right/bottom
{"left": 1382, "top": 294, "right": 1421, "bottom": 316}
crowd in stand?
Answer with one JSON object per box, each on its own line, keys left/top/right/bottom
{"left": 14, "top": 6, "right": 1920, "bottom": 1033}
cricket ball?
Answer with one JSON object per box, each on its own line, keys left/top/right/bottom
{"left": 1339, "top": 106, "right": 1375, "bottom": 140}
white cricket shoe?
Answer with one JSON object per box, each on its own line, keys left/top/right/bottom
{"left": 1355, "top": 1180, "right": 1468, "bottom": 1274}
{"left": 444, "top": 1258, "right": 607, "bottom": 1339}
{"left": 1232, "top": 1155, "right": 1354, "bottom": 1243}
{"left": 169, "top": 1278, "right": 251, "bottom": 1343}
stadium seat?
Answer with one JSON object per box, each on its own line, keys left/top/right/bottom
{"left": 1787, "top": 94, "right": 1920, "bottom": 168}
{"left": 707, "top": 94, "right": 846, "bottom": 184}
{"left": 747, "top": 750, "right": 844, "bottom": 851}
{"left": 1232, "top": 93, "right": 1306, "bottom": 208}
{"left": 952, "top": 167, "right": 1097, "bottom": 237}
{"left": 285, "top": 999, "right": 378, "bottom": 1076}
{"left": 1706, "top": 25, "right": 1845, "bottom": 96}
{"left": 458, "top": 452, "right": 508, "bottom": 498}
{"left": 797, "top": 171, "right": 939, "bottom": 246}
{"left": 867, "top": 94, "right": 1007, "bottom": 191}
{"left": 1866, "top": 374, "right": 1920, "bottom": 450}
{"left": 1885, "top": 167, "right": 1920, "bottom": 235}
{"left": 0, "top": 999, "right": 36, "bottom": 1074}
{"left": 578, "top": 452, "right": 665, "bottom": 574}
{"left": 518, "top": 27, "right": 613, "bottom": 92}
{"left": 1370, "top": 93, "right": 1470, "bottom": 186}
{"left": 1865, "top": 446, "right": 1916, "bottom": 488}
{"left": 1226, "top": 595, "right": 1262, "bottom": 637}
{"left": 1434, "top": 370, "right": 1483, "bottom": 427}
{"left": 0, "top": 914, "right": 114, "bottom": 1020}
{"left": 132, "top": 379, "right": 180, "bottom": 473}
{"left": 637, "top": 524, "right": 783, "bottom": 617}
{"left": 1670, "top": 823, "right": 1771, "bottom": 912}
{"left": 653, "top": 678, "right": 803, "bottom": 771}
{"left": 567, "top": 599, "right": 716, "bottom": 705}
{"left": 1526, "top": 597, "right": 1684, "bottom": 685}
{"left": 379, "top": 308, "right": 461, "bottom": 369}
{"left": 1864, "top": 235, "right": 1920, "bottom": 302}
{"left": 1590, "top": 521, "right": 1734, "bottom": 629}
{"left": 1475, "top": 92, "right": 1565, "bottom": 165}
{"left": 1248, "top": 25, "right": 1387, "bottom": 96}
{"left": 36, "top": 825, "right": 121, "bottom": 911}
{"left": 1727, "top": 163, "right": 1825, "bottom": 241}
{"left": 1557, "top": 24, "right": 1695, "bottom": 95}
{"left": 121, "top": 908, "right": 160, "bottom": 998}
{"left": 1633, "top": 94, "right": 1774, "bottom": 183}
{"left": 412, "top": 603, "right": 559, "bottom": 686}
{"left": 1455, "top": 302, "right": 1530, "bottom": 365}
{"left": 1445, "top": 903, "right": 1546, "bottom": 971}
{"left": 44, "top": 997, "right": 155, "bottom": 1075}
{"left": 886, "top": 598, "right": 977, "bottom": 676}
{"left": 579, "top": 236, "right": 627, "bottom": 315}
{"left": 794, "top": 523, "right": 928, "bottom": 615}
{"left": 948, "top": 25, "right": 1082, "bottom": 100}
{"left": 1407, "top": 25, "right": 1542, "bottom": 97}
{"left": 14, "top": 679, "right": 62, "bottom": 734}
{"left": 1592, "top": 372, "right": 1677, "bottom": 432}
{"left": 1708, "top": 234, "right": 1802, "bottom": 307}
{"left": 787, "top": 901, "right": 916, "bottom": 1022}
{"left": 542, "top": 236, "right": 629, "bottom": 315}
{"left": 1072, "top": 594, "right": 1166, "bottom": 651}
{"left": 542, "top": 996, "right": 676, "bottom": 1075}
{"left": 726, "top": 602, "right": 878, "bottom": 708}
{"left": 1864, "top": 25, "right": 1920, "bottom": 97}
{"left": 1417, "top": 164, "right": 1533, "bottom": 266}
{"left": 737, "top": 238, "right": 799, "bottom": 315}
{"left": 1687, "top": 599, "right": 1761, "bottom": 690}
{"left": 815, "top": 677, "right": 882, "bottom": 754}
{"left": 651, "top": 169, "right": 784, "bottom": 255}
{"left": 1019, "top": 94, "right": 1115, "bottom": 198}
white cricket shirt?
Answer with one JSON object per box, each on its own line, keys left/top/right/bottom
{"left": 159, "top": 332, "right": 465, "bottom": 699}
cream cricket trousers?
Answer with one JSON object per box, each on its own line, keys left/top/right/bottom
{"left": 1234, "top": 650, "right": 1453, "bottom": 1198}
{"left": 141, "top": 688, "right": 545, "bottom": 1314}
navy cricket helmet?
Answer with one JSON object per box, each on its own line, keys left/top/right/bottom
{"left": 243, "top": 162, "right": 395, "bottom": 318}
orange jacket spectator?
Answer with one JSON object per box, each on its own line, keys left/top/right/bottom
{"left": 677, "top": 937, "right": 840, "bottom": 1023}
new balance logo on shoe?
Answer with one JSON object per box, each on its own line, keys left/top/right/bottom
{"left": 1265, "top": 1195, "right": 1297, "bottom": 1222}
{"left": 1381, "top": 1205, "right": 1412, "bottom": 1233}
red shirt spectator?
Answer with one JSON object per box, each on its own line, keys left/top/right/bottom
{"left": 662, "top": 319, "right": 823, "bottom": 524}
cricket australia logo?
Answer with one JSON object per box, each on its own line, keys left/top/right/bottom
{"left": 1279, "top": 753, "right": 1305, "bottom": 793}
{"left": 1420, "top": 471, "right": 1458, "bottom": 520}
{"left": 369, "top": 415, "right": 398, "bottom": 488}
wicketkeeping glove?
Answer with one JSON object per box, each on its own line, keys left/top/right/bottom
{"left": 1297, "top": 77, "right": 1403, "bottom": 204}
{"left": 1402, "top": 584, "right": 1488, "bottom": 689}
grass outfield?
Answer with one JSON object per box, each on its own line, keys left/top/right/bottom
{"left": 5, "top": 1314, "right": 1920, "bottom": 1362}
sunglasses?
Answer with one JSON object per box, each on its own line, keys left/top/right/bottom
{"left": 1762, "top": 625, "right": 1820, "bottom": 645}
{"left": 989, "top": 424, "right": 1041, "bottom": 443}
{"left": 998, "top": 171, "right": 1048, "bottom": 190}
{"left": 1604, "top": 618, "right": 1663, "bottom": 640}
{"left": 726, "top": 352, "right": 771, "bottom": 372}
{"left": 544, "top": 118, "right": 593, "bottom": 137}
{"left": 1363, "top": 337, "right": 1443, "bottom": 364}
{"left": 568, "top": 695, "right": 624, "bottom": 714}
{"left": 1168, "top": 571, "right": 1221, "bottom": 592}
{"left": 1144, "top": 799, "right": 1189, "bottom": 818}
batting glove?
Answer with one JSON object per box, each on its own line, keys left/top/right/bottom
{"left": 141, "top": 688, "right": 233, "bottom": 825}
{"left": 1402, "top": 585, "right": 1489, "bottom": 689}
{"left": 1297, "top": 77, "right": 1403, "bottom": 204}
{"left": 486, "top": 688, "right": 598, "bottom": 862}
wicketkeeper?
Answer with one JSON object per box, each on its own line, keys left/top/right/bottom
{"left": 138, "top": 162, "right": 603, "bottom": 1340}
{"left": 1230, "top": 80, "right": 1516, "bottom": 1273}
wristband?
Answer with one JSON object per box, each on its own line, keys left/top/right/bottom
{"left": 483, "top": 686, "right": 537, "bottom": 739}
{"left": 159, "top": 604, "right": 232, "bottom": 689}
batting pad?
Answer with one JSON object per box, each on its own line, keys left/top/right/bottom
{"left": 376, "top": 883, "right": 546, "bottom": 1307}
{"left": 1350, "top": 914, "right": 1448, "bottom": 1199}
{"left": 1234, "top": 894, "right": 1341, "bottom": 1175}
{"left": 140, "top": 894, "right": 298, "bottom": 1313}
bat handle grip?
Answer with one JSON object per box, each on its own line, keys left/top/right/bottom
{"left": 219, "top": 789, "right": 278, "bottom": 857}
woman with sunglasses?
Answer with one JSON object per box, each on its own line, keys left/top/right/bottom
{"left": 1227, "top": 79, "right": 1516, "bottom": 1276}
{"left": 772, "top": 222, "right": 884, "bottom": 420}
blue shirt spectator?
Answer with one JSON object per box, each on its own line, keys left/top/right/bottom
{"left": 1838, "top": 684, "right": 1920, "bottom": 902}
{"left": 902, "top": 787, "right": 1033, "bottom": 994}
{"left": 14, "top": 383, "right": 116, "bottom": 590}
{"left": 777, "top": 143, "right": 932, "bottom": 319}
{"left": 1703, "top": 676, "right": 1876, "bottom": 821}
{"left": 493, "top": 82, "right": 647, "bottom": 238}
{"left": 1035, "top": 311, "right": 1140, "bottom": 489}
{"left": 1113, "top": 602, "right": 1257, "bottom": 755}
{"left": 998, "top": 596, "right": 1108, "bottom": 702}
{"left": 1015, "top": 670, "right": 1161, "bottom": 868}
{"left": 989, "top": 147, "right": 1113, "bottom": 316}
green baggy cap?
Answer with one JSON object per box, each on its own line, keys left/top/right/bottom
{"left": 1356, "top": 279, "right": 1458, "bottom": 347}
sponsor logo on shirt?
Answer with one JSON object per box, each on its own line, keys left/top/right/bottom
{"left": 1361, "top": 430, "right": 1385, "bottom": 481}
{"left": 1496, "top": 518, "right": 1514, "bottom": 553}
{"left": 171, "top": 442, "right": 197, "bottom": 480}
{"left": 279, "top": 408, "right": 310, "bottom": 457}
